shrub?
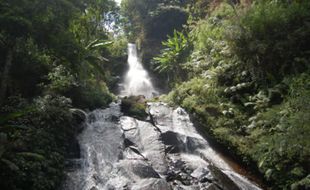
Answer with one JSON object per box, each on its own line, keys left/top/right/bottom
{"left": 0, "top": 95, "right": 75, "bottom": 190}
{"left": 153, "top": 30, "right": 191, "bottom": 84}
{"left": 231, "top": 0, "right": 310, "bottom": 83}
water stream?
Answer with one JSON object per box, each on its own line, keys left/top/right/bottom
{"left": 120, "top": 43, "right": 157, "bottom": 98}
{"left": 62, "top": 44, "right": 262, "bottom": 190}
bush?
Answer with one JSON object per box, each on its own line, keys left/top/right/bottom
{"left": 153, "top": 30, "right": 191, "bottom": 84}
{"left": 231, "top": 0, "right": 310, "bottom": 83}
{"left": 0, "top": 95, "right": 75, "bottom": 190}
{"left": 65, "top": 80, "right": 115, "bottom": 110}
{"left": 162, "top": 2, "right": 310, "bottom": 188}
{"left": 250, "top": 73, "right": 310, "bottom": 188}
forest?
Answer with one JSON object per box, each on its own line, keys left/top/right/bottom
{"left": 0, "top": 0, "right": 309, "bottom": 190}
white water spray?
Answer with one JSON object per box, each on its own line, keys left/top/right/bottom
{"left": 120, "top": 43, "right": 157, "bottom": 98}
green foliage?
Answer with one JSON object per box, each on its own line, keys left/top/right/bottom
{"left": 121, "top": 0, "right": 188, "bottom": 67}
{"left": 251, "top": 73, "right": 310, "bottom": 188}
{"left": 0, "top": 0, "right": 120, "bottom": 189}
{"left": 153, "top": 30, "right": 190, "bottom": 83}
{"left": 0, "top": 0, "right": 117, "bottom": 108}
{"left": 161, "top": 1, "right": 310, "bottom": 189}
{"left": 46, "top": 65, "right": 77, "bottom": 93}
{"left": 67, "top": 80, "right": 115, "bottom": 110}
{"left": 0, "top": 95, "right": 74, "bottom": 190}
{"left": 107, "top": 35, "right": 128, "bottom": 57}
{"left": 231, "top": 0, "right": 310, "bottom": 83}
{"left": 121, "top": 96, "right": 147, "bottom": 120}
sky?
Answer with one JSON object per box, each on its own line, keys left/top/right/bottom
{"left": 114, "top": 0, "right": 121, "bottom": 5}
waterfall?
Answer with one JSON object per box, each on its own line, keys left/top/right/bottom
{"left": 62, "top": 102, "right": 262, "bottom": 190}
{"left": 120, "top": 43, "right": 157, "bottom": 98}
{"left": 62, "top": 45, "right": 262, "bottom": 190}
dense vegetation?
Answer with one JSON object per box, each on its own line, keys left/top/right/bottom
{"left": 119, "top": 0, "right": 310, "bottom": 189}
{"left": 150, "top": 0, "right": 310, "bottom": 189}
{"left": 120, "top": 0, "right": 189, "bottom": 68}
{"left": 0, "top": 0, "right": 125, "bottom": 189}
{"left": 1, "top": 0, "right": 309, "bottom": 189}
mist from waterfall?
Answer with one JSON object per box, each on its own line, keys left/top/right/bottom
{"left": 120, "top": 43, "right": 157, "bottom": 98}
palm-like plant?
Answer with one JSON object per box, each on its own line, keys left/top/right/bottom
{"left": 77, "top": 39, "right": 113, "bottom": 83}
{"left": 153, "top": 30, "right": 189, "bottom": 82}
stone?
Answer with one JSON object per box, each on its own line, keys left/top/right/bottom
{"left": 191, "top": 167, "right": 210, "bottom": 179}
{"left": 121, "top": 96, "right": 147, "bottom": 120}
{"left": 132, "top": 178, "right": 172, "bottom": 190}
{"left": 208, "top": 165, "right": 240, "bottom": 190}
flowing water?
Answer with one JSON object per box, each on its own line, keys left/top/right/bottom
{"left": 120, "top": 43, "right": 157, "bottom": 98}
{"left": 62, "top": 44, "right": 262, "bottom": 190}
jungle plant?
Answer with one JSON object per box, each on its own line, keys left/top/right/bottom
{"left": 153, "top": 30, "right": 190, "bottom": 84}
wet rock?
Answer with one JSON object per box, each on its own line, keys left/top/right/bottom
{"left": 179, "top": 173, "right": 191, "bottom": 186}
{"left": 124, "top": 138, "right": 135, "bottom": 147}
{"left": 87, "top": 113, "right": 96, "bottom": 123}
{"left": 132, "top": 178, "right": 172, "bottom": 190}
{"left": 111, "top": 115, "right": 119, "bottom": 122}
{"left": 90, "top": 186, "right": 98, "bottom": 190}
{"left": 147, "top": 102, "right": 173, "bottom": 126}
{"left": 208, "top": 165, "right": 240, "bottom": 190}
{"left": 64, "top": 159, "right": 82, "bottom": 171}
{"left": 191, "top": 167, "right": 210, "bottom": 179}
{"left": 205, "top": 183, "right": 222, "bottom": 190}
{"left": 64, "top": 102, "right": 262, "bottom": 190}
{"left": 182, "top": 166, "right": 193, "bottom": 174}
{"left": 121, "top": 96, "right": 147, "bottom": 120}
{"left": 161, "top": 131, "right": 182, "bottom": 153}
{"left": 121, "top": 116, "right": 167, "bottom": 174}
{"left": 200, "top": 174, "right": 213, "bottom": 183}
{"left": 123, "top": 146, "right": 146, "bottom": 160}
{"left": 161, "top": 131, "right": 205, "bottom": 154}
{"left": 117, "top": 160, "right": 160, "bottom": 179}
{"left": 166, "top": 170, "right": 179, "bottom": 182}
{"left": 131, "top": 161, "right": 160, "bottom": 178}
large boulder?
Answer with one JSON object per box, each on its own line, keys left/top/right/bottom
{"left": 208, "top": 164, "right": 240, "bottom": 190}
{"left": 121, "top": 96, "right": 147, "bottom": 120}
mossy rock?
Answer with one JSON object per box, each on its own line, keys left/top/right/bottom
{"left": 121, "top": 96, "right": 147, "bottom": 120}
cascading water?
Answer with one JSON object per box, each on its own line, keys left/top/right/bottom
{"left": 62, "top": 44, "right": 262, "bottom": 190}
{"left": 120, "top": 43, "right": 157, "bottom": 98}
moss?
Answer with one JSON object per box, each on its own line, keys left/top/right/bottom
{"left": 121, "top": 96, "right": 148, "bottom": 120}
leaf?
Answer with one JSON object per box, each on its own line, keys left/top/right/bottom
{"left": 85, "top": 39, "right": 112, "bottom": 50}
{"left": 244, "top": 102, "right": 256, "bottom": 107}
{"left": 258, "top": 157, "right": 266, "bottom": 168}
{"left": 17, "top": 152, "right": 45, "bottom": 161}
{"left": 90, "top": 41, "right": 113, "bottom": 49}
{"left": 265, "top": 169, "right": 273, "bottom": 179}
{"left": 84, "top": 57, "right": 106, "bottom": 77}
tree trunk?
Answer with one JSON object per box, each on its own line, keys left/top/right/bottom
{"left": 0, "top": 47, "right": 14, "bottom": 106}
